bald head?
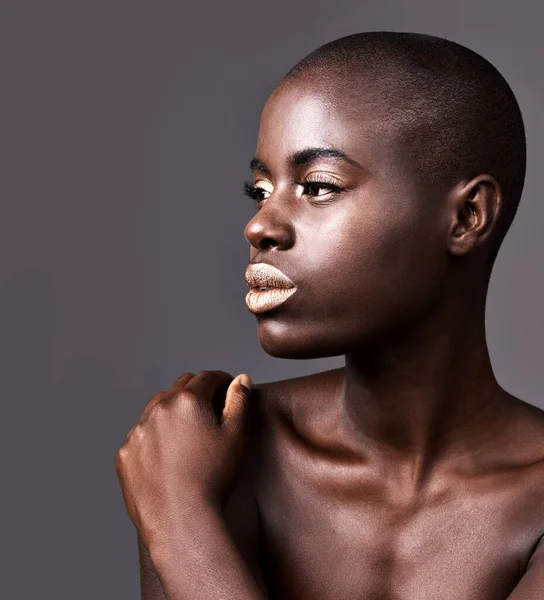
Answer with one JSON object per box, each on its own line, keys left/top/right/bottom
{"left": 278, "top": 32, "right": 526, "bottom": 263}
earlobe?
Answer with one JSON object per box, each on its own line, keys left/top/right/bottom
{"left": 447, "top": 175, "right": 502, "bottom": 257}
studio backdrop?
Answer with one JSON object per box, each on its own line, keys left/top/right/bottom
{"left": 1, "top": 1, "right": 542, "bottom": 598}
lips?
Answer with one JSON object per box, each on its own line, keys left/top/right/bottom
{"left": 245, "top": 263, "right": 297, "bottom": 314}
{"left": 245, "top": 263, "right": 295, "bottom": 290}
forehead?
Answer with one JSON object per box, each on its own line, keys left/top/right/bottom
{"left": 256, "top": 79, "right": 395, "bottom": 171}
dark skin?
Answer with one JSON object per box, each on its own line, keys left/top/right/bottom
{"left": 116, "top": 74, "right": 544, "bottom": 599}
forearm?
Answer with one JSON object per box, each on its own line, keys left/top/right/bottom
{"left": 146, "top": 505, "right": 267, "bottom": 600}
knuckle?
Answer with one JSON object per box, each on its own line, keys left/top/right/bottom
{"left": 131, "top": 423, "right": 145, "bottom": 439}
{"left": 148, "top": 391, "right": 164, "bottom": 404}
{"left": 180, "top": 389, "right": 199, "bottom": 403}
{"left": 147, "top": 400, "right": 167, "bottom": 421}
{"left": 192, "top": 370, "right": 214, "bottom": 381}
{"left": 115, "top": 446, "right": 128, "bottom": 470}
{"left": 175, "top": 391, "right": 206, "bottom": 417}
{"left": 123, "top": 423, "right": 144, "bottom": 444}
{"left": 174, "top": 372, "right": 194, "bottom": 384}
{"left": 122, "top": 426, "right": 134, "bottom": 444}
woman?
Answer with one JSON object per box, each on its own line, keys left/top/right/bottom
{"left": 116, "top": 32, "right": 544, "bottom": 599}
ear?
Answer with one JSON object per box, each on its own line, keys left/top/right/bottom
{"left": 447, "top": 175, "right": 502, "bottom": 257}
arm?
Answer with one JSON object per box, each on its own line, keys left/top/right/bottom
{"left": 139, "top": 531, "right": 167, "bottom": 600}
{"left": 145, "top": 502, "right": 267, "bottom": 600}
{"left": 138, "top": 440, "right": 269, "bottom": 600}
{"left": 506, "top": 534, "right": 544, "bottom": 599}
{"left": 116, "top": 371, "right": 269, "bottom": 600}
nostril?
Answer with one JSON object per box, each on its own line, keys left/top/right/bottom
{"left": 259, "top": 237, "right": 279, "bottom": 250}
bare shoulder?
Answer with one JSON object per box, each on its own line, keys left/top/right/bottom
{"left": 490, "top": 393, "right": 544, "bottom": 530}
{"left": 499, "top": 395, "right": 544, "bottom": 564}
{"left": 497, "top": 393, "right": 544, "bottom": 467}
{"left": 222, "top": 366, "right": 343, "bottom": 529}
{"left": 249, "top": 366, "right": 345, "bottom": 428}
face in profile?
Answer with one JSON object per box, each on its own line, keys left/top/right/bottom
{"left": 243, "top": 77, "right": 451, "bottom": 360}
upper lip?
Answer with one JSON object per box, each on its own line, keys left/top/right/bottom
{"left": 245, "top": 262, "right": 296, "bottom": 289}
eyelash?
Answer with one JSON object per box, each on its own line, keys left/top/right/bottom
{"left": 242, "top": 179, "right": 344, "bottom": 207}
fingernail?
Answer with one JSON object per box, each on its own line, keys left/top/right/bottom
{"left": 239, "top": 374, "right": 251, "bottom": 389}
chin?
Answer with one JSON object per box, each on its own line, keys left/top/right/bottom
{"left": 255, "top": 314, "right": 350, "bottom": 360}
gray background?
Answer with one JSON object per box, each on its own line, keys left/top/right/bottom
{"left": 1, "top": 0, "right": 542, "bottom": 598}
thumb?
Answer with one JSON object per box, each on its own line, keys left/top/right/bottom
{"left": 221, "top": 374, "right": 252, "bottom": 433}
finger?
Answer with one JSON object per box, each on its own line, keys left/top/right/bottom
{"left": 138, "top": 373, "right": 195, "bottom": 423}
{"left": 138, "top": 391, "right": 165, "bottom": 423}
{"left": 123, "top": 425, "right": 136, "bottom": 444}
{"left": 221, "top": 374, "right": 252, "bottom": 435}
{"left": 166, "top": 370, "right": 234, "bottom": 418}
{"left": 170, "top": 372, "right": 197, "bottom": 390}
{"left": 123, "top": 421, "right": 143, "bottom": 444}
{"left": 173, "top": 370, "right": 234, "bottom": 401}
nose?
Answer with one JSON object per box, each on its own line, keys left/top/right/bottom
{"left": 244, "top": 201, "right": 295, "bottom": 252}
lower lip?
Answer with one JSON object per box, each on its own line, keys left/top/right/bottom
{"left": 245, "top": 287, "right": 298, "bottom": 314}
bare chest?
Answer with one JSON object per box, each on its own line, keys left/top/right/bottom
{"left": 255, "top": 456, "right": 543, "bottom": 600}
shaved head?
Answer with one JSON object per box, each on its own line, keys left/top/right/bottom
{"left": 277, "top": 32, "right": 526, "bottom": 266}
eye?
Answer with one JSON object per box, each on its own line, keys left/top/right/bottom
{"left": 299, "top": 174, "right": 344, "bottom": 198}
{"left": 243, "top": 179, "right": 273, "bottom": 206}
{"left": 301, "top": 181, "right": 342, "bottom": 197}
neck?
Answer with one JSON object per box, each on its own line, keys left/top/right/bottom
{"left": 338, "top": 296, "right": 506, "bottom": 483}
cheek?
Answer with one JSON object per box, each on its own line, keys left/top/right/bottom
{"left": 298, "top": 196, "right": 445, "bottom": 327}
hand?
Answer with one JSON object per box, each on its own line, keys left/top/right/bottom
{"left": 114, "top": 370, "right": 253, "bottom": 550}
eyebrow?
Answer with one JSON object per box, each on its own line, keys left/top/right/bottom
{"left": 249, "top": 146, "right": 364, "bottom": 174}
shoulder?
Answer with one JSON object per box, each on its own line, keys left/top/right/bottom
{"left": 248, "top": 366, "right": 345, "bottom": 431}
{"left": 481, "top": 393, "right": 544, "bottom": 496}
{"left": 222, "top": 366, "right": 343, "bottom": 517}
{"left": 492, "top": 394, "right": 544, "bottom": 529}
{"left": 494, "top": 397, "right": 544, "bottom": 596}
{"left": 497, "top": 394, "right": 544, "bottom": 466}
